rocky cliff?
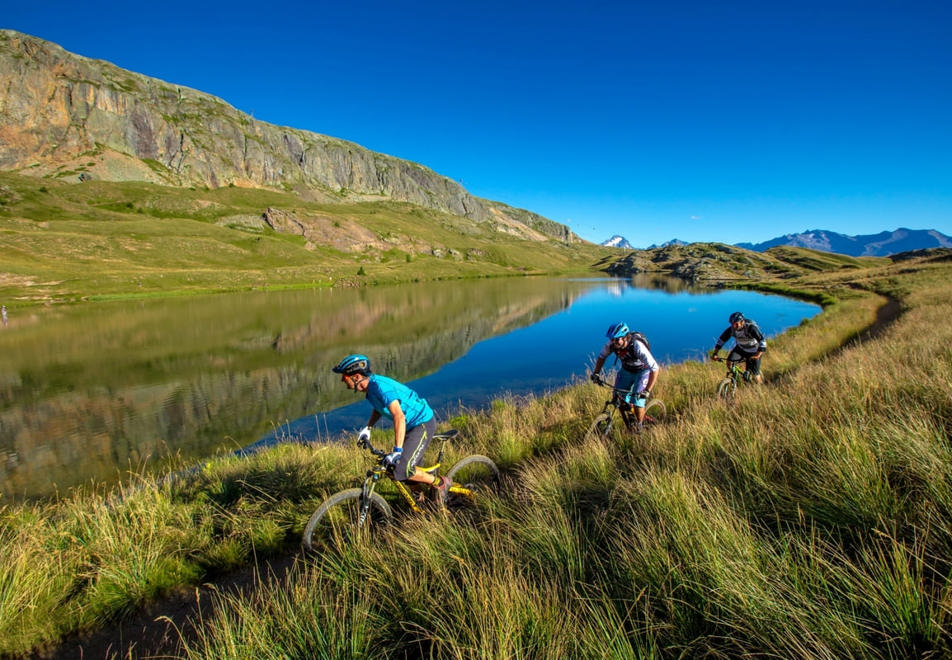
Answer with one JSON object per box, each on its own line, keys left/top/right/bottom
{"left": 0, "top": 30, "right": 580, "bottom": 243}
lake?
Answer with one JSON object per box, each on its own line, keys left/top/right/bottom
{"left": 0, "top": 276, "right": 819, "bottom": 500}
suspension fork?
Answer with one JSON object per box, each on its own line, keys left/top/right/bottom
{"left": 358, "top": 473, "right": 381, "bottom": 526}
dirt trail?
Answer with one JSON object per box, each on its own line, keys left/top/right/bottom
{"left": 31, "top": 554, "right": 302, "bottom": 660}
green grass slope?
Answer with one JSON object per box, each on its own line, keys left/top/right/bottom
{"left": 2, "top": 254, "right": 950, "bottom": 657}
{"left": 0, "top": 172, "right": 615, "bottom": 304}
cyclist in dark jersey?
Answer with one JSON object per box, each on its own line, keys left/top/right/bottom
{"left": 590, "top": 322, "right": 660, "bottom": 429}
{"left": 710, "top": 312, "right": 766, "bottom": 384}
{"left": 332, "top": 354, "right": 452, "bottom": 501}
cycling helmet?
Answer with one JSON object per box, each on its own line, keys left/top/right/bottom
{"left": 729, "top": 311, "right": 746, "bottom": 324}
{"left": 332, "top": 354, "right": 371, "bottom": 376}
{"left": 606, "top": 322, "right": 630, "bottom": 340}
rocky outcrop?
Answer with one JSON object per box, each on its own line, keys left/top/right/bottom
{"left": 0, "top": 30, "right": 582, "bottom": 244}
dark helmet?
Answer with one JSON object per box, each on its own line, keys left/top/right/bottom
{"left": 729, "top": 311, "right": 746, "bottom": 324}
{"left": 606, "top": 322, "right": 630, "bottom": 340}
{"left": 332, "top": 353, "right": 371, "bottom": 376}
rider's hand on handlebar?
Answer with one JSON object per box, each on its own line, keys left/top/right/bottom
{"left": 637, "top": 389, "right": 651, "bottom": 400}
{"left": 710, "top": 351, "right": 721, "bottom": 361}
{"left": 357, "top": 426, "right": 372, "bottom": 444}
{"left": 383, "top": 446, "right": 403, "bottom": 468}
{"left": 590, "top": 372, "right": 602, "bottom": 385}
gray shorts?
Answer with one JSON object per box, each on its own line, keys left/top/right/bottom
{"left": 392, "top": 418, "right": 436, "bottom": 481}
{"left": 728, "top": 348, "right": 762, "bottom": 376}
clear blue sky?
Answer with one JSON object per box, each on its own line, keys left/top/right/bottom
{"left": 6, "top": 0, "right": 951, "bottom": 246}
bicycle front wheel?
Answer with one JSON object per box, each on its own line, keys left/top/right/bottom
{"left": 446, "top": 455, "right": 500, "bottom": 506}
{"left": 717, "top": 378, "right": 736, "bottom": 401}
{"left": 584, "top": 412, "right": 614, "bottom": 442}
{"left": 302, "top": 488, "right": 392, "bottom": 552}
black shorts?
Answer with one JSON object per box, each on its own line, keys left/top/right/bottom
{"left": 392, "top": 418, "right": 436, "bottom": 481}
{"left": 727, "top": 348, "right": 762, "bottom": 376}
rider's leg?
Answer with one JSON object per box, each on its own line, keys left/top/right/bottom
{"left": 632, "top": 369, "right": 651, "bottom": 424}
{"left": 747, "top": 354, "right": 763, "bottom": 384}
{"left": 615, "top": 368, "right": 637, "bottom": 411}
{"left": 394, "top": 419, "right": 439, "bottom": 486}
{"left": 728, "top": 350, "right": 752, "bottom": 382}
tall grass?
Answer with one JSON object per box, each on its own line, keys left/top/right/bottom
{"left": 3, "top": 258, "right": 952, "bottom": 657}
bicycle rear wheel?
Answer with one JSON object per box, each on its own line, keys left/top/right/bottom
{"left": 302, "top": 488, "right": 392, "bottom": 552}
{"left": 584, "top": 412, "right": 614, "bottom": 442}
{"left": 446, "top": 455, "right": 500, "bottom": 506}
{"left": 717, "top": 378, "right": 736, "bottom": 401}
{"left": 643, "top": 398, "right": 666, "bottom": 425}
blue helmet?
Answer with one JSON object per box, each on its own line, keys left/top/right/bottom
{"left": 332, "top": 354, "right": 371, "bottom": 376}
{"left": 729, "top": 311, "right": 745, "bottom": 324}
{"left": 605, "top": 322, "right": 630, "bottom": 340}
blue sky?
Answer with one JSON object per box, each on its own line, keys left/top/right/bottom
{"left": 5, "top": 0, "right": 951, "bottom": 247}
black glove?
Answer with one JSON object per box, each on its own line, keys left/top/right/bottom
{"left": 590, "top": 373, "right": 601, "bottom": 384}
{"left": 637, "top": 390, "right": 651, "bottom": 400}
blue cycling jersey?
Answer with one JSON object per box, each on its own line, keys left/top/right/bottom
{"left": 365, "top": 374, "right": 434, "bottom": 427}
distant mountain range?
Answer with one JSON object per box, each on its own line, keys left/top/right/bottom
{"left": 601, "top": 236, "right": 688, "bottom": 249}
{"left": 735, "top": 228, "right": 952, "bottom": 257}
{"left": 648, "top": 238, "right": 689, "bottom": 249}
{"left": 602, "top": 228, "right": 952, "bottom": 257}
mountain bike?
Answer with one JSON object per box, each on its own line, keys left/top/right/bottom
{"left": 302, "top": 429, "right": 499, "bottom": 551}
{"left": 585, "top": 375, "right": 666, "bottom": 441}
{"left": 712, "top": 355, "right": 753, "bottom": 400}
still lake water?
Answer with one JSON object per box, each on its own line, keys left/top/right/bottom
{"left": 0, "top": 276, "right": 819, "bottom": 500}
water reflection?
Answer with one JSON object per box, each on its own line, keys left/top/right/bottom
{"left": 0, "top": 278, "right": 601, "bottom": 499}
{"left": 268, "top": 279, "right": 821, "bottom": 445}
{"left": 0, "top": 277, "right": 819, "bottom": 500}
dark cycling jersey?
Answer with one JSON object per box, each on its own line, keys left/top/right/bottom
{"left": 714, "top": 321, "right": 766, "bottom": 354}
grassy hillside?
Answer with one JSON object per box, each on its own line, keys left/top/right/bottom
{"left": 3, "top": 171, "right": 915, "bottom": 309}
{"left": 597, "top": 241, "right": 893, "bottom": 284}
{"left": 2, "top": 253, "right": 950, "bottom": 657}
{"left": 0, "top": 172, "right": 615, "bottom": 304}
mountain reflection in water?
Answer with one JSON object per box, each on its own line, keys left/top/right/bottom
{"left": 0, "top": 277, "right": 819, "bottom": 499}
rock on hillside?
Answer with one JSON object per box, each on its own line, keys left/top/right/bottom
{"left": 0, "top": 30, "right": 580, "bottom": 244}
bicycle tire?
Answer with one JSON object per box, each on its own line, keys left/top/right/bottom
{"left": 643, "top": 398, "right": 666, "bottom": 425}
{"left": 446, "top": 455, "right": 500, "bottom": 505}
{"left": 302, "top": 488, "right": 392, "bottom": 552}
{"left": 717, "top": 378, "right": 736, "bottom": 401}
{"left": 584, "top": 412, "right": 614, "bottom": 442}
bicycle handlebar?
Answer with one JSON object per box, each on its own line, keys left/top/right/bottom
{"left": 591, "top": 375, "right": 650, "bottom": 398}
{"left": 357, "top": 437, "right": 386, "bottom": 457}
{"left": 712, "top": 355, "right": 744, "bottom": 365}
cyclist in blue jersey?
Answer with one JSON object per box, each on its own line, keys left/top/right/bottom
{"left": 589, "top": 322, "right": 660, "bottom": 431}
{"left": 710, "top": 311, "right": 766, "bottom": 384}
{"left": 332, "top": 354, "right": 452, "bottom": 501}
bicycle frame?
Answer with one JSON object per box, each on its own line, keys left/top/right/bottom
{"left": 591, "top": 376, "right": 658, "bottom": 432}
{"left": 715, "top": 356, "right": 753, "bottom": 385}
{"left": 357, "top": 430, "right": 460, "bottom": 516}
{"left": 713, "top": 355, "right": 752, "bottom": 400}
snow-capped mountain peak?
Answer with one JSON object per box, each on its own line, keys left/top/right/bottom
{"left": 600, "top": 235, "right": 632, "bottom": 249}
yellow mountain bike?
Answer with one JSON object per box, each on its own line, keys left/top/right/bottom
{"left": 302, "top": 429, "right": 498, "bottom": 551}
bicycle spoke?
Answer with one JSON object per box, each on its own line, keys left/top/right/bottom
{"left": 302, "top": 488, "right": 392, "bottom": 552}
